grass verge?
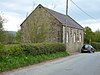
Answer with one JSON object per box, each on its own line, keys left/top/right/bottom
{"left": 0, "top": 52, "right": 69, "bottom": 72}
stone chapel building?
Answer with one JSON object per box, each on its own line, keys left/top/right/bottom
{"left": 20, "top": 4, "right": 84, "bottom": 52}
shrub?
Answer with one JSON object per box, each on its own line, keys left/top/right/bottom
{"left": 0, "top": 42, "right": 4, "bottom": 49}
{"left": 21, "top": 43, "right": 66, "bottom": 56}
{"left": 0, "top": 43, "right": 69, "bottom": 72}
{"left": 0, "top": 43, "right": 5, "bottom": 58}
{"left": 20, "top": 44, "right": 38, "bottom": 56}
{"left": 91, "top": 42, "right": 100, "bottom": 51}
{"left": 0, "top": 43, "right": 66, "bottom": 57}
{"left": 5, "top": 45, "right": 22, "bottom": 55}
{"left": 0, "top": 44, "right": 25, "bottom": 58}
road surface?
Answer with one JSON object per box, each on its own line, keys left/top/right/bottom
{"left": 2, "top": 52, "right": 100, "bottom": 75}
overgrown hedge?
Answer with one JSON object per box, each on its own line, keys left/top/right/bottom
{"left": 91, "top": 42, "right": 100, "bottom": 51}
{"left": 21, "top": 43, "right": 66, "bottom": 56}
{"left": 0, "top": 43, "right": 66, "bottom": 58}
{"left": 0, "top": 43, "right": 69, "bottom": 72}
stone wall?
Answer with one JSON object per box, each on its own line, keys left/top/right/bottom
{"left": 21, "top": 5, "right": 63, "bottom": 43}
{"left": 65, "top": 27, "right": 83, "bottom": 52}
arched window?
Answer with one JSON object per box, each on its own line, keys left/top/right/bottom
{"left": 66, "top": 32, "right": 69, "bottom": 43}
{"left": 79, "top": 33, "right": 82, "bottom": 42}
{"left": 73, "top": 33, "right": 76, "bottom": 42}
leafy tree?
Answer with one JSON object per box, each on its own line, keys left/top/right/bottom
{"left": 94, "top": 30, "right": 100, "bottom": 42}
{"left": 84, "top": 27, "right": 95, "bottom": 44}
{"left": 0, "top": 15, "right": 5, "bottom": 43}
{"left": 4, "top": 31, "right": 16, "bottom": 44}
{"left": 16, "top": 30, "right": 22, "bottom": 43}
{"left": 25, "top": 15, "right": 49, "bottom": 43}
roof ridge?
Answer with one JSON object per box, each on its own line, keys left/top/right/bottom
{"left": 44, "top": 7, "right": 66, "bottom": 16}
{"left": 21, "top": 4, "right": 83, "bottom": 29}
{"left": 43, "top": 5, "right": 83, "bottom": 29}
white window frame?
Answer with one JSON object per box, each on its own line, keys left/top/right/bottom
{"left": 66, "top": 32, "right": 69, "bottom": 43}
{"left": 73, "top": 33, "right": 76, "bottom": 43}
{"left": 79, "top": 33, "right": 82, "bottom": 42}
{"left": 63, "top": 26, "right": 65, "bottom": 43}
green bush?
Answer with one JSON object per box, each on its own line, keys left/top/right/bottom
{"left": 0, "top": 43, "right": 5, "bottom": 58}
{"left": 4, "top": 45, "right": 25, "bottom": 56}
{"left": 20, "top": 44, "right": 38, "bottom": 56}
{"left": 91, "top": 42, "right": 100, "bottom": 51}
{"left": 0, "top": 43, "right": 68, "bottom": 72}
{"left": 21, "top": 43, "right": 66, "bottom": 56}
{"left": 0, "top": 44, "right": 25, "bottom": 58}
{"left": 0, "top": 43, "right": 66, "bottom": 58}
{"left": 0, "top": 42, "right": 4, "bottom": 49}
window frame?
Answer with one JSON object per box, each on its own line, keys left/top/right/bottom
{"left": 66, "top": 32, "right": 69, "bottom": 43}
{"left": 73, "top": 33, "right": 76, "bottom": 43}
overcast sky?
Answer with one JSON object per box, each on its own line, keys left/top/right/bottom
{"left": 0, "top": 0, "right": 100, "bottom": 31}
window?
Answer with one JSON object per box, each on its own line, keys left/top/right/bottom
{"left": 79, "top": 33, "right": 82, "bottom": 42}
{"left": 63, "top": 26, "right": 65, "bottom": 43}
{"left": 39, "top": 6, "right": 41, "bottom": 8}
{"left": 73, "top": 33, "right": 76, "bottom": 42}
{"left": 66, "top": 32, "right": 69, "bottom": 43}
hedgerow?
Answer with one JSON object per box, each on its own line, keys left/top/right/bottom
{"left": 0, "top": 43, "right": 66, "bottom": 57}
{"left": 21, "top": 43, "right": 66, "bottom": 56}
{"left": 0, "top": 43, "right": 69, "bottom": 72}
{"left": 91, "top": 42, "right": 100, "bottom": 51}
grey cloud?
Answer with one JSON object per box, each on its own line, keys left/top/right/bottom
{"left": 68, "top": 0, "right": 100, "bottom": 20}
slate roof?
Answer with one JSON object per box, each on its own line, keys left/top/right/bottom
{"left": 21, "top": 4, "right": 83, "bottom": 29}
{"left": 44, "top": 6, "right": 83, "bottom": 29}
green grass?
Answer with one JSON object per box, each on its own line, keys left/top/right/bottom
{"left": 0, "top": 52, "right": 69, "bottom": 72}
